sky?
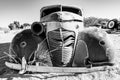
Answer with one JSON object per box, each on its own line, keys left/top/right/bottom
{"left": 0, "top": 0, "right": 120, "bottom": 28}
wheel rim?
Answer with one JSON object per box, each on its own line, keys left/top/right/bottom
{"left": 108, "top": 21, "right": 115, "bottom": 29}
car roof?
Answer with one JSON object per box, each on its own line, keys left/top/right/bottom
{"left": 40, "top": 5, "right": 82, "bottom": 18}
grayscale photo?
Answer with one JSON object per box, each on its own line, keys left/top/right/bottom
{"left": 0, "top": 0, "right": 120, "bottom": 80}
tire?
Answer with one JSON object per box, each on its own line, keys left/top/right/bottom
{"left": 107, "top": 19, "right": 118, "bottom": 29}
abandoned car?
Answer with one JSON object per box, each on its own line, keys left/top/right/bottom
{"left": 5, "top": 5, "right": 115, "bottom": 73}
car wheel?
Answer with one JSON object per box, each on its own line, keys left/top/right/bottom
{"left": 107, "top": 19, "right": 118, "bottom": 29}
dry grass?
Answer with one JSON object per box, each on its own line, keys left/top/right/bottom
{"left": 0, "top": 43, "right": 14, "bottom": 75}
